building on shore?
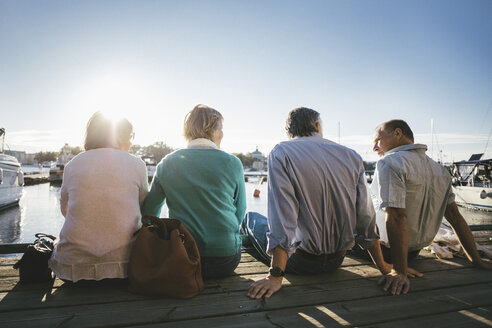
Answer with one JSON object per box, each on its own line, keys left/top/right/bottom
{"left": 5, "top": 150, "right": 36, "bottom": 165}
{"left": 251, "top": 146, "right": 267, "bottom": 171}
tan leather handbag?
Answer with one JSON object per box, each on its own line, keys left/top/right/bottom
{"left": 128, "top": 215, "right": 204, "bottom": 298}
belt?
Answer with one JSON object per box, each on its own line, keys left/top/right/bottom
{"left": 295, "top": 248, "right": 346, "bottom": 262}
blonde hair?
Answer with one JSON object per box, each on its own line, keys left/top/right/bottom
{"left": 183, "top": 104, "right": 223, "bottom": 142}
{"left": 84, "top": 111, "right": 115, "bottom": 151}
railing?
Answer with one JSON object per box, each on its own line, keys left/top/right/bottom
{"left": 0, "top": 243, "right": 29, "bottom": 255}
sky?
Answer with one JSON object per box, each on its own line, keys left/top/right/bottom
{"left": 1, "top": 0, "right": 491, "bottom": 162}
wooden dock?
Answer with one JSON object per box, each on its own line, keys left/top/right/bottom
{"left": 23, "top": 173, "right": 50, "bottom": 186}
{"left": 1, "top": 248, "right": 492, "bottom": 327}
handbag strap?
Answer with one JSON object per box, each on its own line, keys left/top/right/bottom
{"left": 139, "top": 215, "right": 187, "bottom": 241}
{"left": 35, "top": 233, "right": 56, "bottom": 241}
{"left": 141, "top": 214, "right": 169, "bottom": 239}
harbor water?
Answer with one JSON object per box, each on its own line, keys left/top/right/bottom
{"left": 0, "top": 181, "right": 268, "bottom": 244}
{"left": 0, "top": 180, "right": 490, "bottom": 244}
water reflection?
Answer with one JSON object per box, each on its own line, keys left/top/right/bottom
{"left": 0, "top": 206, "right": 21, "bottom": 243}
{"left": 0, "top": 183, "right": 65, "bottom": 243}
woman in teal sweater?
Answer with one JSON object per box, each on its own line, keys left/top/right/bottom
{"left": 141, "top": 104, "right": 246, "bottom": 279}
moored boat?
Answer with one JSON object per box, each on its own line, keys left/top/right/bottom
{"left": 140, "top": 155, "right": 156, "bottom": 182}
{"left": 451, "top": 154, "right": 492, "bottom": 211}
{"left": 0, "top": 128, "right": 24, "bottom": 210}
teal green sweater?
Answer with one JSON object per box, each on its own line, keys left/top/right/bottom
{"left": 141, "top": 148, "right": 246, "bottom": 257}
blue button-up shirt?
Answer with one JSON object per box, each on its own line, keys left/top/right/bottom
{"left": 266, "top": 134, "right": 378, "bottom": 256}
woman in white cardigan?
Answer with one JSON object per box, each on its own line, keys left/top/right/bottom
{"left": 49, "top": 112, "right": 148, "bottom": 282}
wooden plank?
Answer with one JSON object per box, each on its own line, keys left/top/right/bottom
{"left": 3, "top": 280, "right": 489, "bottom": 328}
{"left": 0, "top": 266, "right": 18, "bottom": 278}
{"left": 126, "top": 284, "right": 492, "bottom": 328}
{"left": 359, "top": 305, "right": 492, "bottom": 328}
{"left": 0, "top": 254, "right": 472, "bottom": 294}
{"left": 0, "top": 255, "right": 372, "bottom": 282}
{"left": 0, "top": 258, "right": 19, "bottom": 266}
{"left": 0, "top": 268, "right": 491, "bottom": 327}
{"left": 259, "top": 284, "right": 492, "bottom": 328}
{"left": 0, "top": 244, "right": 28, "bottom": 255}
{"left": 0, "top": 248, "right": 473, "bottom": 294}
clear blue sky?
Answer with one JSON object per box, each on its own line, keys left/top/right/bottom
{"left": 1, "top": 0, "right": 491, "bottom": 162}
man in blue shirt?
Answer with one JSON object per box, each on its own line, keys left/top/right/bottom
{"left": 246, "top": 107, "right": 398, "bottom": 299}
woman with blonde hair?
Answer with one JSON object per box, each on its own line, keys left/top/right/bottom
{"left": 142, "top": 104, "right": 246, "bottom": 279}
{"left": 49, "top": 111, "right": 148, "bottom": 282}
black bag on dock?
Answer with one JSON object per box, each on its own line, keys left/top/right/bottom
{"left": 13, "top": 233, "right": 56, "bottom": 284}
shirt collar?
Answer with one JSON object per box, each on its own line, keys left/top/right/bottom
{"left": 385, "top": 143, "right": 428, "bottom": 155}
{"left": 293, "top": 132, "right": 322, "bottom": 140}
{"left": 187, "top": 138, "right": 218, "bottom": 149}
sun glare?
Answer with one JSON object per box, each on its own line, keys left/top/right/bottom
{"left": 66, "top": 71, "right": 186, "bottom": 149}
{"left": 77, "top": 74, "right": 145, "bottom": 121}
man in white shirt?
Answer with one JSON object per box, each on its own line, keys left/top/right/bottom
{"left": 373, "top": 119, "right": 492, "bottom": 295}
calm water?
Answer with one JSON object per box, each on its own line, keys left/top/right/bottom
{"left": 0, "top": 181, "right": 269, "bottom": 244}
{"left": 0, "top": 183, "right": 64, "bottom": 244}
{"left": 0, "top": 180, "right": 490, "bottom": 244}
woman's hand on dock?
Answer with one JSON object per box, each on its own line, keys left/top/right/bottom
{"left": 248, "top": 276, "right": 283, "bottom": 299}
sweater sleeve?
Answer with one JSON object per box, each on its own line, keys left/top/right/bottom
{"left": 233, "top": 157, "right": 246, "bottom": 226}
{"left": 141, "top": 163, "right": 166, "bottom": 217}
{"left": 60, "top": 168, "right": 69, "bottom": 218}
{"left": 138, "top": 160, "right": 149, "bottom": 206}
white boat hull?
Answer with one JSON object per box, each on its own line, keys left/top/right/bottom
{"left": 453, "top": 186, "right": 492, "bottom": 211}
{"left": 0, "top": 154, "right": 23, "bottom": 210}
{"left": 0, "top": 184, "right": 23, "bottom": 209}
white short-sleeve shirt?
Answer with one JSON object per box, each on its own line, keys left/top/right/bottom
{"left": 372, "top": 144, "right": 455, "bottom": 251}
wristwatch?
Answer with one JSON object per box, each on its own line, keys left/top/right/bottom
{"left": 269, "top": 266, "right": 285, "bottom": 277}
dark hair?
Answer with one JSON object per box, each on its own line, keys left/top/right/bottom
{"left": 285, "top": 107, "right": 320, "bottom": 138}
{"left": 84, "top": 111, "right": 114, "bottom": 151}
{"left": 381, "top": 119, "right": 414, "bottom": 142}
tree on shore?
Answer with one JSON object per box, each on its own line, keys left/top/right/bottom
{"left": 69, "top": 146, "right": 83, "bottom": 156}
{"left": 233, "top": 153, "right": 254, "bottom": 167}
{"left": 130, "top": 142, "right": 174, "bottom": 163}
{"left": 34, "top": 151, "right": 58, "bottom": 163}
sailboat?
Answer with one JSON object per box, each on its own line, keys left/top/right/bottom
{"left": 451, "top": 154, "right": 492, "bottom": 211}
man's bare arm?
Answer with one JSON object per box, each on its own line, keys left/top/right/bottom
{"left": 386, "top": 207, "right": 408, "bottom": 275}
{"left": 367, "top": 241, "right": 392, "bottom": 275}
{"left": 378, "top": 207, "right": 412, "bottom": 295}
{"left": 445, "top": 202, "right": 492, "bottom": 270}
{"left": 247, "top": 246, "right": 288, "bottom": 299}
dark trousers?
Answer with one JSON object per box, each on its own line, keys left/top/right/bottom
{"left": 351, "top": 243, "right": 420, "bottom": 264}
{"left": 201, "top": 250, "right": 241, "bottom": 279}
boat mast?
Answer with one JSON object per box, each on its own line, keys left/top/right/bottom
{"left": 483, "top": 128, "right": 492, "bottom": 158}
{"left": 431, "top": 119, "right": 434, "bottom": 160}
{"left": 338, "top": 121, "right": 340, "bottom": 144}
{"left": 0, "top": 128, "right": 4, "bottom": 153}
